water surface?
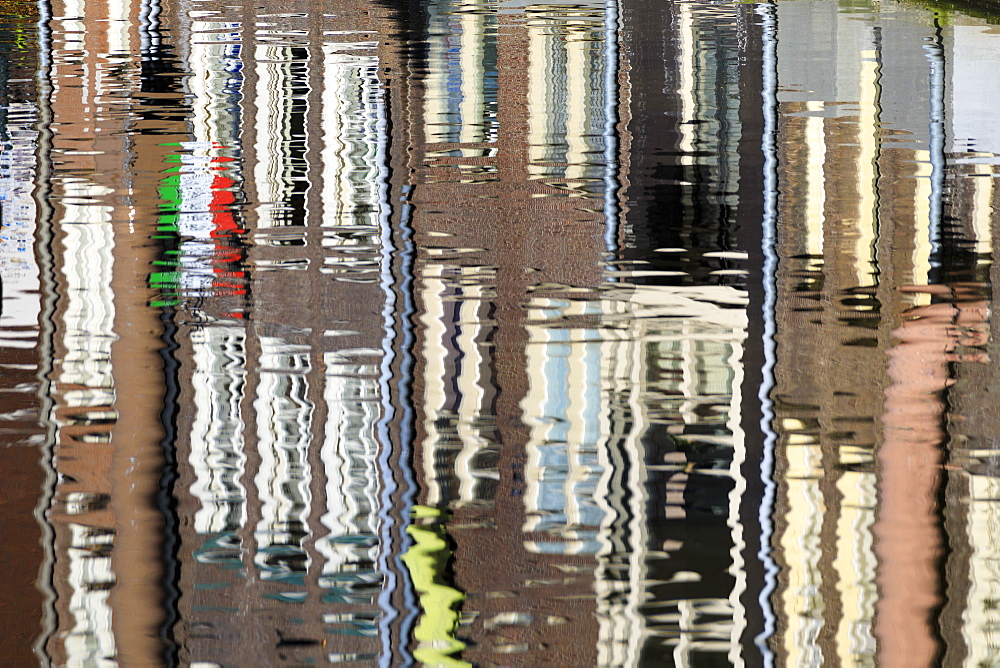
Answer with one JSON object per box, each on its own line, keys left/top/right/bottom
{"left": 2, "top": 0, "right": 1000, "bottom": 664}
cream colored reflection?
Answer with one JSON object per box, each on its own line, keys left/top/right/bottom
{"left": 453, "top": 282, "right": 492, "bottom": 500}
{"left": 778, "top": 420, "right": 825, "bottom": 666}
{"left": 592, "top": 296, "right": 649, "bottom": 666}
{"left": 55, "top": 183, "right": 116, "bottom": 400}
{"left": 521, "top": 284, "right": 749, "bottom": 661}
{"left": 835, "top": 457, "right": 877, "bottom": 664}
{"left": 64, "top": 524, "right": 116, "bottom": 665}
{"left": 254, "top": 339, "right": 314, "bottom": 580}
{"left": 963, "top": 475, "right": 1000, "bottom": 667}
{"left": 419, "top": 263, "right": 497, "bottom": 505}
{"left": 420, "top": 263, "right": 450, "bottom": 506}
{"left": 911, "top": 151, "right": 933, "bottom": 298}
{"left": 56, "top": 179, "right": 118, "bottom": 666}
{"left": 526, "top": 1, "right": 606, "bottom": 192}
{"left": 423, "top": 0, "right": 496, "bottom": 145}
{"left": 803, "top": 103, "right": 826, "bottom": 259}
{"left": 971, "top": 164, "right": 994, "bottom": 258}
{"left": 189, "top": 327, "right": 248, "bottom": 534}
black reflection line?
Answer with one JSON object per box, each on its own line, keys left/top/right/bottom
{"left": 139, "top": 0, "right": 181, "bottom": 658}
{"left": 155, "top": 305, "right": 181, "bottom": 666}
{"left": 926, "top": 15, "right": 952, "bottom": 667}
{"left": 374, "top": 82, "right": 419, "bottom": 668}
{"left": 394, "top": 178, "right": 421, "bottom": 661}
{"left": 31, "top": 0, "right": 59, "bottom": 660}
{"left": 870, "top": 25, "right": 884, "bottom": 296}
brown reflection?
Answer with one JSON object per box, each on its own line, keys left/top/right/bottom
{"left": 0, "top": 1, "right": 47, "bottom": 658}
{"left": 168, "top": 1, "right": 400, "bottom": 663}
{"left": 38, "top": 0, "right": 182, "bottom": 660}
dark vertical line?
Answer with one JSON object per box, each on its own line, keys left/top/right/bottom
{"left": 31, "top": 0, "right": 59, "bottom": 661}
{"left": 394, "top": 178, "right": 420, "bottom": 662}
{"left": 156, "top": 306, "right": 181, "bottom": 666}
{"left": 733, "top": 1, "right": 767, "bottom": 664}
{"left": 927, "top": 16, "right": 947, "bottom": 274}
{"left": 602, "top": 0, "right": 621, "bottom": 254}
{"left": 138, "top": 0, "right": 181, "bottom": 660}
{"left": 926, "top": 15, "right": 953, "bottom": 666}
{"left": 871, "top": 25, "right": 884, "bottom": 295}
{"left": 374, "top": 81, "right": 420, "bottom": 668}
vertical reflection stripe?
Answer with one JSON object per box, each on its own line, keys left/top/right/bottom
{"left": 756, "top": 2, "right": 779, "bottom": 662}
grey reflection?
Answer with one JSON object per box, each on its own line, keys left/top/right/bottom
{"left": 418, "top": 263, "right": 498, "bottom": 506}
{"left": 319, "top": 356, "right": 381, "bottom": 600}
{"left": 423, "top": 0, "right": 498, "bottom": 146}
{"left": 49, "top": 175, "right": 118, "bottom": 665}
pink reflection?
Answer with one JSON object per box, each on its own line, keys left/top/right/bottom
{"left": 876, "top": 284, "right": 987, "bottom": 666}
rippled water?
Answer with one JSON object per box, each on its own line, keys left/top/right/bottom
{"left": 3, "top": 0, "right": 1000, "bottom": 664}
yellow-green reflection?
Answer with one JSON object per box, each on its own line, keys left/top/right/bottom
{"left": 402, "top": 506, "right": 469, "bottom": 668}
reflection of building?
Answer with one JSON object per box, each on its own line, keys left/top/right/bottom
{"left": 169, "top": 1, "right": 399, "bottom": 664}
{"left": 26, "top": 0, "right": 1000, "bottom": 664}
{"left": 37, "top": 0, "right": 180, "bottom": 662}
{"left": 618, "top": 0, "right": 769, "bottom": 662}
{"left": 766, "top": 2, "right": 1000, "bottom": 666}
{"left": 163, "top": 0, "right": 769, "bottom": 663}
{"left": 938, "top": 18, "right": 1000, "bottom": 668}
{"left": 160, "top": 0, "right": 775, "bottom": 663}
{"left": 404, "top": 1, "right": 609, "bottom": 662}
{"left": 769, "top": 5, "right": 886, "bottom": 663}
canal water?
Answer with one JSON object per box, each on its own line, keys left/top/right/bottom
{"left": 2, "top": 0, "right": 1000, "bottom": 664}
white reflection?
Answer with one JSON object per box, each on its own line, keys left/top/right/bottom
{"left": 189, "top": 326, "right": 247, "bottom": 534}
{"left": 254, "top": 337, "right": 314, "bottom": 581}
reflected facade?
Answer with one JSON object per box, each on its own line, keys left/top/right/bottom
{"left": 4, "top": 0, "right": 1000, "bottom": 664}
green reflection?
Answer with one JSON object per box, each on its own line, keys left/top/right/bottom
{"left": 150, "top": 152, "right": 182, "bottom": 307}
{"left": 401, "top": 506, "right": 470, "bottom": 668}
